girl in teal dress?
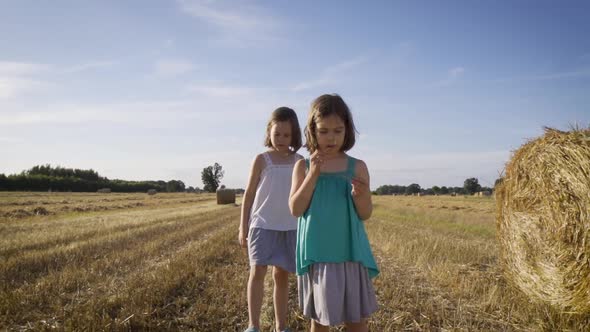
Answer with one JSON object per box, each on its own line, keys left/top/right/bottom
{"left": 289, "top": 94, "right": 379, "bottom": 332}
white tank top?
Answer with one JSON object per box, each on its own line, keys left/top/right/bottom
{"left": 249, "top": 152, "right": 301, "bottom": 231}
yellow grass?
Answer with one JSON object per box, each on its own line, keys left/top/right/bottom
{"left": 1, "top": 193, "right": 589, "bottom": 331}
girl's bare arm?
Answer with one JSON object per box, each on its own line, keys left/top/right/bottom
{"left": 239, "top": 154, "right": 263, "bottom": 247}
{"left": 289, "top": 156, "right": 320, "bottom": 217}
{"left": 351, "top": 159, "right": 373, "bottom": 220}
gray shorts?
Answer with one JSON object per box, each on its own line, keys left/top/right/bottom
{"left": 298, "top": 261, "right": 378, "bottom": 326}
{"left": 248, "top": 227, "right": 297, "bottom": 273}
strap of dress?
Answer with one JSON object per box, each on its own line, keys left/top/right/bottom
{"left": 262, "top": 152, "right": 273, "bottom": 167}
{"left": 305, "top": 158, "right": 310, "bottom": 171}
{"left": 346, "top": 156, "right": 356, "bottom": 178}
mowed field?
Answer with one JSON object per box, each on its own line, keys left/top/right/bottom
{"left": 1, "top": 192, "right": 589, "bottom": 331}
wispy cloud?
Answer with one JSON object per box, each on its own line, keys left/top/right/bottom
{"left": 292, "top": 56, "right": 368, "bottom": 92}
{"left": 0, "top": 101, "right": 195, "bottom": 126}
{"left": 63, "top": 61, "right": 117, "bottom": 73}
{"left": 1, "top": 60, "right": 117, "bottom": 76}
{"left": 0, "top": 61, "right": 51, "bottom": 76}
{"left": 154, "top": 59, "right": 195, "bottom": 77}
{"left": 365, "top": 150, "right": 509, "bottom": 187}
{"left": 177, "top": 0, "right": 281, "bottom": 46}
{"left": 0, "top": 136, "right": 21, "bottom": 143}
{"left": 0, "top": 60, "right": 117, "bottom": 98}
{"left": 434, "top": 66, "right": 465, "bottom": 87}
{"left": 0, "top": 77, "right": 49, "bottom": 99}
{"left": 493, "top": 67, "right": 590, "bottom": 83}
{"left": 187, "top": 83, "right": 254, "bottom": 98}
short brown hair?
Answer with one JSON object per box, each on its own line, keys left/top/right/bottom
{"left": 264, "top": 107, "right": 302, "bottom": 153}
{"left": 304, "top": 94, "right": 357, "bottom": 153}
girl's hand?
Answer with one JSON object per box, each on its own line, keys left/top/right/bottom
{"left": 238, "top": 228, "right": 248, "bottom": 248}
{"left": 351, "top": 177, "right": 370, "bottom": 197}
{"left": 309, "top": 151, "right": 324, "bottom": 177}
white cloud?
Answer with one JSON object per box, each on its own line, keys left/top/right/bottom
{"left": 492, "top": 66, "right": 590, "bottom": 83}
{"left": 154, "top": 59, "right": 195, "bottom": 77}
{"left": 0, "top": 77, "right": 49, "bottom": 99}
{"left": 0, "top": 61, "right": 51, "bottom": 76}
{"left": 0, "top": 136, "right": 21, "bottom": 143}
{"left": 177, "top": 0, "right": 282, "bottom": 46}
{"left": 449, "top": 67, "right": 465, "bottom": 77}
{"left": 63, "top": 61, "right": 117, "bottom": 73}
{"left": 0, "top": 60, "right": 117, "bottom": 99}
{"left": 187, "top": 83, "right": 254, "bottom": 98}
{"left": 292, "top": 56, "right": 368, "bottom": 92}
{"left": 434, "top": 66, "right": 466, "bottom": 87}
{"left": 0, "top": 101, "right": 198, "bottom": 126}
{"left": 363, "top": 150, "right": 509, "bottom": 187}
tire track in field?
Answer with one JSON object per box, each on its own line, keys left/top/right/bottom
{"left": 51, "top": 208, "right": 243, "bottom": 331}
{"left": 366, "top": 217, "right": 511, "bottom": 331}
{"left": 0, "top": 205, "right": 233, "bottom": 288}
{"left": 0, "top": 202, "right": 221, "bottom": 258}
{"left": 0, "top": 206, "right": 240, "bottom": 329}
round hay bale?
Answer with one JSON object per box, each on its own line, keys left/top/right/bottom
{"left": 216, "top": 189, "right": 236, "bottom": 205}
{"left": 496, "top": 127, "right": 590, "bottom": 313}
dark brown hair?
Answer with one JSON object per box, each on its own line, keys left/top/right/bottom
{"left": 304, "top": 94, "right": 357, "bottom": 153}
{"left": 264, "top": 107, "right": 302, "bottom": 153}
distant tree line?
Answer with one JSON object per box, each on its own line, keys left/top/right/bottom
{"left": 0, "top": 165, "right": 186, "bottom": 193}
{"left": 374, "top": 177, "right": 494, "bottom": 196}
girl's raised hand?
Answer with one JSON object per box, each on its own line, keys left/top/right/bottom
{"left": 309, "top": 151, "right": 324, "bottom": 177}
{"left": 351, "top": 177, "right": 370, "bottom": 197}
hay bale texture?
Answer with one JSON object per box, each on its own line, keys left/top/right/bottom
{"left": 496, "top": 127, "right": 590, "bottom": 312}
{"left": 216, "top": 189, "right": 236, "bottom": 205}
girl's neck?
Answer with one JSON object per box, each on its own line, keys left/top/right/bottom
{"left": 268, "top": 148, "right": 291, "bottom": 157}
{"left": 320, "top": 151, "right": 346, "bottom": 159}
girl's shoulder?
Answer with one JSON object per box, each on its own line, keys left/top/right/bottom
{"left": 293, "top": 157, "right": 307, "bottom": 171}
{"left": 293, "top": 152, "right": 305, "bottom": 161}
{"left": 249, "top": 153, "right": 267, "bottom": 173}
{"left": 349, "top": 156, "right": 369, "bottom": 180}
{"left": 252, "top": 152, "right": 268, "bottom": 164}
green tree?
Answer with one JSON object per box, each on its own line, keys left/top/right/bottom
{"left": 432, "top": 185, "right": 441, "bottom": 195}
{"left": 0, "top": 174, "right": 7, "bottom": 190}
{"left": 463, "top": 177, "right": 481, "bottom": 195}
{"left": 166, "top": 180, "right": 186, "bottom": 192}
{"left": 201, "top": 163, "right": 224, "bottom": 193}
{"left": 405, "top": 183, "right": 421, "bottom": 195}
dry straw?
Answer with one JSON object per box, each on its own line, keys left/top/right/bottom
{"left": 216, "top": 189, "right": 236, "bottom": 205}
{"left": 496, "top": 127, "right": 590, "bottom": 313}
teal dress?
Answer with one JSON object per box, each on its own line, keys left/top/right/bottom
{"left": 296, "top": 156, "right": 379, "bottom": 278}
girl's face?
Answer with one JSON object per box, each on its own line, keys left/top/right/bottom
{"left": 270, "top": 121, "right": 293, "bottom": 153}
{"left": 315, "top": 114, "right": 346, "bottom": 155}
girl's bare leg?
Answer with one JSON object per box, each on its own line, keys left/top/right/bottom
{"left": 247, "top": 265, "right": 268, "bottom": 329}
{"left": 345, "top": 319, "right": 368, "bottom": 332}
{"left": 272, "top": 266, "right": 290, "bottom": 331}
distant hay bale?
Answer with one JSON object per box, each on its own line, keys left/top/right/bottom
{"left": 147, "top": 189, "right": 157, "bottom": 195}
{"left": 216, "top": 189, "right": 236, "bottom": 205}
{"left": 496, "top": 127, "right": 590, "bottom": 313}
{"left": 97, "top": 188, "right": 111, "bottom": 193}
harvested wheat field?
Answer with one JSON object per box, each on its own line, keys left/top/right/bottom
{"left": 1, "top": 192, "right": 590, "bottom": 331}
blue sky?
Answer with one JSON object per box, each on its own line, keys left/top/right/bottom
{"left": 1, "top": 1, "right": 589, "bottom": 189}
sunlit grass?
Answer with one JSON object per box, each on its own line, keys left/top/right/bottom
{"left": 1, "top": 192, "right": 589, "bottom": 331}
